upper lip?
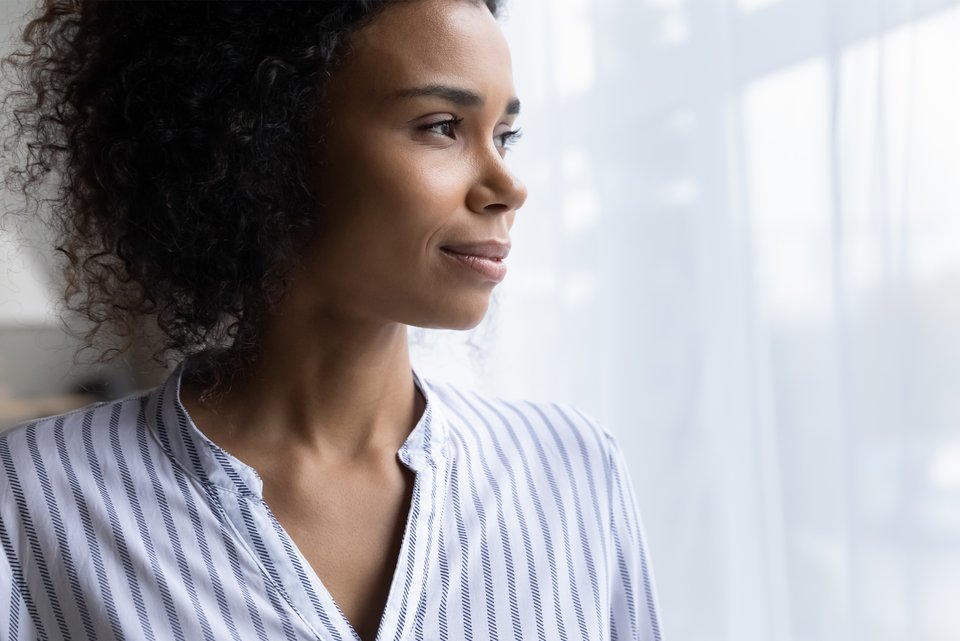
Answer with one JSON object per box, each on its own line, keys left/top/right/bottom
{"left": 441, "top": 240, "right": 511, "bottom": 260}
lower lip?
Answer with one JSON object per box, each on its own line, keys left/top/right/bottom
{"left": 441, "top": 249, "right": 508, "bottom": 283}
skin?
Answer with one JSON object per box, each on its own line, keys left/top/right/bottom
{"left": 180, "top": 1, "right": 527, "bottom": 640}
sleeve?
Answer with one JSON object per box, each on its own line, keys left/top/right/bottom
{"left": 604, "top": 429, "right": 663, "bottom": 641}
{"left": 0, "top": 559, "right": 38, "bottom": 641}
{"left": 1, "top": 500, "right": 40, "bottom": 641}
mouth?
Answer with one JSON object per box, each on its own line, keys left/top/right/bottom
{"left": 440, "top": 241, "right": 511, "bottom": 283}
{"left": 440, "top": 240, "right": 511, "bottom": 260}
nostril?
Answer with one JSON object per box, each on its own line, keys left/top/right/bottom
{"left": 484, "top": 203, "right": 511, "bottom": 215}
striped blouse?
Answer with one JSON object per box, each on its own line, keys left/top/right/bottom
{"left": 0, "top": 363, "right": 662, "bottom": 641}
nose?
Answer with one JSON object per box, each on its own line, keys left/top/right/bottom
{"left": 466, "top": 152, "right": 528, "bottom": 215}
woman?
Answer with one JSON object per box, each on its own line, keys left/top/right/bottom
{"left": 0, "top": 1, "right": 662, "bottom": 639}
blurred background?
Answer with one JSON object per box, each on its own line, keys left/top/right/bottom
{"left": 2, "top": 0, "right": 959, "bottom": 640}
{"left": 0, "top": 1, "right": 166, "bottom": 428}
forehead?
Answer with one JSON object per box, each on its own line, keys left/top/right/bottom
{"left": 338, "top": 0, "right": 515, "bottom": 102}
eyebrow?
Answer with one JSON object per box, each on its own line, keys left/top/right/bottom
{"left": 389, "top": 84, "right": 521, "bottom": 115}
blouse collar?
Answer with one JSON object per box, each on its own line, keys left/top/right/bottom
{"left": 145, "top": 361, "right": 449, "bottom": 499}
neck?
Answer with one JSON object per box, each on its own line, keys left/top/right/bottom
{"left": 181, "top": 313, "right": 424, "bottom": 462}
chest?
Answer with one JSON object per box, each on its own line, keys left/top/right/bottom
{"left": 262, "top": 463, "right": 416, "bottom": 641}
{"left": 26, "top": 433, "right": 619, "bottom": 641}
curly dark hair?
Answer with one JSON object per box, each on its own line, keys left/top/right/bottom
{"left": 2, "top": 0, "right": 502, "bottom": 384}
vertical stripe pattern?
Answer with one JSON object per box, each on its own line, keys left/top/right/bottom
{"left": 0, "top": 363, "right": 661, "bottom": 640}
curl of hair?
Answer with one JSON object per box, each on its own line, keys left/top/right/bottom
{"left": 1, "top": 0, "right": 502, "bottom": 385}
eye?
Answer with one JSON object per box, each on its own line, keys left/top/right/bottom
{"left": 496, "top": 127, "right": 523, "bottom": 153}
{"left": 420, "top": 117, "right": 463, "bottom": 139}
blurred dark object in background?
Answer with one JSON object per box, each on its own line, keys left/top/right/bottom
{"left": 0, "top": 323, "right": 166, "bottom": 430}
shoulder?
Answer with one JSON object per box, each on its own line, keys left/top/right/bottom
{"left": 0, "top": 394, "right": 149, "bottom": 508}
{"left": 422, "top": 377, "right": 618, "bottom": 482}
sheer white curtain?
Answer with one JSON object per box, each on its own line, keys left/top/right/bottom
{"left": 414, "top": 0, "right": 960, "bottom": 639}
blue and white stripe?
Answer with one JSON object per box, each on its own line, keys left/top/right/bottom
{"left": 0, "top": 363, "right": 662, "bottom": 640}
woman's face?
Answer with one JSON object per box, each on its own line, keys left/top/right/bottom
{"left": 300, "top": 0, "right": 527, "bottom": 330}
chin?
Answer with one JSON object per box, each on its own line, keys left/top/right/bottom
{"left": 412, "top": 297, "right": 491, "bottom": 331}
{"left": 448, "top": 314, "right": 487, "bottom": 331}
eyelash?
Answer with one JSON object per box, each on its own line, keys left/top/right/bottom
{"left": 421, "top": 117, "right": 523, "bottom": 151}
{"left": 498, "top": 127, "right": 523, "bottom": 150}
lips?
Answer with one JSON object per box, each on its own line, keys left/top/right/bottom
{"left": 440, "top": 240, "right": 511, "bottom": 283}
{"left": 439, "top": 241, "right": 511, "bottom": 260}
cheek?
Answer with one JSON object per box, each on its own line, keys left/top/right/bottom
{"left": 347, "top": 149, "right": 467, "bottom": 237}
{"left": 315, "top": 145, "right": 469, "bottom": 272}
